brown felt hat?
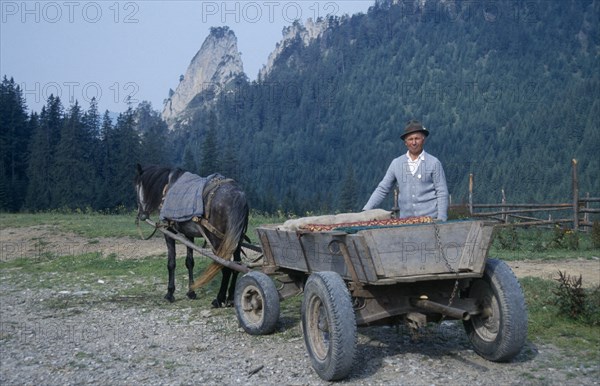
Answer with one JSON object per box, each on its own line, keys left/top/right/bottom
{"left": 401, "top": 119, "right": 429, "bottom": 140}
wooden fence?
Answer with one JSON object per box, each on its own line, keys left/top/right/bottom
{"left": 466, "top": 159, "right": 600, "bottom": 230}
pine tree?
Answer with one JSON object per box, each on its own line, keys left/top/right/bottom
{"left": 220, "top": 139, "right": 240, "bottom": 180}
{"left": 51, "top": 102, "right": 95, "bottom": 209}
{"left": 96, "top": 111, "right": 117, "bottom": 209}
{"left": 110, "top": 107, "right": 141, "bottom": 208}
{"left": 136, "top": 101, "right": 169, "bottom": 166}
{"left": 181, "top": 143, "right": 197, "bottom": 172}
{"left": 25, "top": 96, "right": 63, "bottom": 210}
{"left": 199, "top": 111, "right": 219, "bottom": 176}
{"left": 0, "top": 77, "right": 31, "bottom": 211}
{"left": 340, "top": 166, "right": 358, "bottom": 212}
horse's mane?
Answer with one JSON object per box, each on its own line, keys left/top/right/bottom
{"left": 136, "top": 165, "right": 185, "bottom": 212}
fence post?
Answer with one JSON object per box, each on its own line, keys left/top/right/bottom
{"left": 572, "top": 159, "right": 579, "bottom": 231}
{"left": 469, "top": 173, "right": 473, "bottom": 215}
{"left": 584, "top": 192, "right": 590, "bottom": 230}
{"left": 501, "top": 188, "right": 507, "bottom": 223}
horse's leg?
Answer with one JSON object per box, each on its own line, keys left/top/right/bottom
{"left": 226, "top": 270, "right": 239, "bottom": 307}
{"left": 212, "top": 268, "right": 231, "bottom": 308}
{"left": 226, "top": 249, "right": 242, "bottom": 306}
{"left": 185, "top": 239, "right": 197, "bottom": 299}
{"left": 165, "top": 235, "right": 176, "bottom": 303}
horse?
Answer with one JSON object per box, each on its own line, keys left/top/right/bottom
{"left": 134, "top": 164, "right": 249, "bottom": 307}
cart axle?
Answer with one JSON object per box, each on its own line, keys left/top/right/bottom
{"left": 411, "top": 298, "right": 471, "bottom": 321}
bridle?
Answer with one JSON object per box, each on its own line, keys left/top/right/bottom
{"left": 135, "top": 183, "right": 161, "bottom": 240}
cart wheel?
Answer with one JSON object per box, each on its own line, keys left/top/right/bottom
{"left": 234, "top": 271, "right": 280, "bottom": 335}
{"left": 302, "top": 271, "right": 356, "bottom": 381}
{"left": 464, "top": 258, "right": 528, "bottom": 362}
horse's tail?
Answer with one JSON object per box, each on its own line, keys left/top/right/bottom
{"left": 216, "top": 191, "right": 249, "bottom": 259}
{"left": 190, "top": 190, "right": 249, "bottom": 290}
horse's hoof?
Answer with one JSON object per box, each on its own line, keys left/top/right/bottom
{"left": 211, "top": 299, "right": 223, "bottom": 308}
{"left": 187, "top": 291, "right": 197, "bottom": 300}
{"left": 164, "top": 294, "right": 175, "bottom": 303}
{"left": 225, "top": 300, "right": 234, "bottom": 308}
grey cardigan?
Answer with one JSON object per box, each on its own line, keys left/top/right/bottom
{"left": 363, "top": 151, "right": 449, "bottom": 221}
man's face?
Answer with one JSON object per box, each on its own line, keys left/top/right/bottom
{"left": 404, "top": 133, "right": 425, "bottom": 156}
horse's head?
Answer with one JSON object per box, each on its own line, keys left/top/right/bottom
{"left": 135, "top": 163, "right": 150, "bottom": 222}
{"left": 134, "top": 164, "right": 181, "bottom": 223}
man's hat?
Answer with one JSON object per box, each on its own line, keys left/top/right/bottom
{"left": 401, "top": 119, "right": 429, "bottom": 140}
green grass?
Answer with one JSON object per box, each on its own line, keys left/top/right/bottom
{"left": 521, "top": 277, "right": 600, "bottom": 368}
{"left": 0, "top": 251, "right": 227, "bottom": 311}
{"left": 0, "top": 211, "right": 141, "bottom": 238}
{"left": 0, "top": 210, "right": 289, "bottom": 241}
{"left": 489, "top": 226, "right": 600, "bottom": 261}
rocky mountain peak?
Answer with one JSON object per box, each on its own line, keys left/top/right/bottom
{"left": 162, "top": 26, "right": 244, "bottom": 128}
{"left": 259, "top": 18, "right": 329, "bottom": 80}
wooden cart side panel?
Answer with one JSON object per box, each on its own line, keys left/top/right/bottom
{"left": 347, "top": 235, "right": 379, "bottom": 283}
{"left": 255, "top": 229, "right": 378, "bottom": 283}
{"left": 299, "top": 233, "right": 350, "bottom": 278}
{"left": 256, "top": 228, "right": 309, "bottom": 272}
{"left": 257, "top": 221, "right": 493, "bottom": 283}
{"left": 458, "top": 221, "right": 493, "bottom": 275}
{"left": 360, "top": 235, "right": 386, "bottom": 277}
{"left": 360, "top": 221, "right": 490, "bottom": 278}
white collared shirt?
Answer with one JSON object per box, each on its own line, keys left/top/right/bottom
{"left": 406, "top": 151, "right": 425, "bottom": 176}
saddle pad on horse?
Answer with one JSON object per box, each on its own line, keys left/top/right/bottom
{"left": 160, "top": 172, "right": 220, "bottom": 222}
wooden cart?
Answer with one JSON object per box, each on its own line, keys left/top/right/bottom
{"left": 233, "top": 219, "right": 528, "bottom": 381}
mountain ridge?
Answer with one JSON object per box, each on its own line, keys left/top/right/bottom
{"left": 167, "top": 0, "right": 599, "bottom": 213}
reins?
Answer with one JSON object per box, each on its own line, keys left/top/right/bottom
{"left": 136, "top": 217, "right": 163, "bottom": 240}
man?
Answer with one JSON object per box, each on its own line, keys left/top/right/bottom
{"left": 363, "top": 120, "right": 449, "bottom": 221}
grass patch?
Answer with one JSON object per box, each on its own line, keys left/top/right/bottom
{"left": 0, "top": 210, "right": 287, "bottom": 242}
{"left": 0, "top": 212, "right": 140, "bottom": 238}
{"left": 521, "top": 276, "right": 600, "bottom": 367}
{"left": 0, "top": 250, "right": 232, "bottom": 311}
{"left": 489, "top": 226, "right": 600, "bottom": 261}
{"left": 1, "top": 253, "right": 164, "bottom": 277}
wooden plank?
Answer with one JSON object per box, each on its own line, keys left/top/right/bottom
{"left": 299, "top": 232, "right": 353, "bottom": 279}
{"left": 360, "top": 221, "right": 488, "bottom": 278}
{"left": 473, "top": 203, "right": 572, "bottom": 208}
{"left": 256, "top": 221, "right": 493, "bottom": 283}
{"left": 149, "top": 220, "right": 250, "bottom": 274}
{"left": 257, "top": 230, "right": 276, "bottom": 267}
{"left": 256, "top": 228, "right": 375, "bottom": 282}
{"left": 348, "top": 236, "right": 378, "bottom": 283}
{"left": 458, "top": 221, "right": 490, "bottom": 274}
{"left": 267, "top": 229, "right": 308, "bottom": 272}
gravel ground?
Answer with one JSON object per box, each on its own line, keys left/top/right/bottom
{"left": 1, "top": 226, "right": 599, "bottom": 385}
{"left": 1, "top": 267, "right": 598, "bottom": 386}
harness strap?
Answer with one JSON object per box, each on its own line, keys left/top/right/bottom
{"left": 136, "top": 218, "right": 163, "bottom": 240}
{"left": 151, "top": 175, "right": 235, "bottom": 249}
{"left": 193, "top": 216, "right": 226, "bottom": 240}
{"left": 202, "top": 177, "right": 234, "bottom": 221}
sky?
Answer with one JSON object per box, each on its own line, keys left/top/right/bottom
{"left": 1, "top": 0, "right": 373, "bottom": 114}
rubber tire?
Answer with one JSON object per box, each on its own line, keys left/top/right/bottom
{"left": 463, "top": 258, "right": 528, "bottom": 362}
{"left": 301, "top": 272, "right": 357, "bottom": 381}
{"left": 234, "top": 271, "right": 280, "bottom": 335}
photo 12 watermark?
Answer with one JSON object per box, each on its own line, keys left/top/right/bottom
{"left": 18, "top": 80, "right": 140, "bottom": 108}
{"left": 1, "top": 1, "right": 140, "bottom": 24}
{"left": 0, "top": 320, "right": 124, "bottom": 346}
{"left": 200, "top": 1, "right": 343, "bottom": 24}
{"left": 400, "top": 81, "right": 541, "bottom": 105}
{"left": 0, "top": 239, "right": 146, "bottom": 262}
